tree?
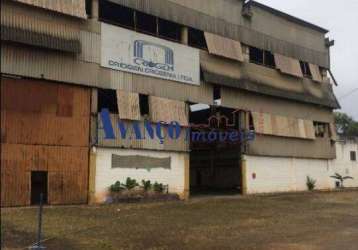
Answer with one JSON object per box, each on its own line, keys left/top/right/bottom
{"left": 334, "top": 112, "right": 358, "bottom": 137}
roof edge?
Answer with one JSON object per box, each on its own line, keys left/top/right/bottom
{"left": 249, "top": 1, "right": 329, "bottom": 34}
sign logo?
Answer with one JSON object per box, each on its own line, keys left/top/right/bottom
{"left": 133, "top": 40, "right": 174, "bottom": 71}
{"left": 101, "top": 23, "right": 200, "bottom": 85}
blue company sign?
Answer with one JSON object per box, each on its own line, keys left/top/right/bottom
{"left": 100, "top": 109, "right": 255, "bottom": 144}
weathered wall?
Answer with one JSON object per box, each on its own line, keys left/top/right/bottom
{"left": 1, "top": 77, "right": 90, "bottom": 206}
{"left": 244, "top": 140, "right": 358, "bottom": 194}
{"left": 94, "top": 147, "right": 189, "bottom": 202}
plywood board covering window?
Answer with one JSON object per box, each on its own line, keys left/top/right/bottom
{"left": 252, "top": 112, "right": 315, "bottom": 140}
{"left": 13, "top": 0, "right": 87, "bottom": 19}
{"left": 204, "top": 32, "right": 244, "bottom": 62}
{"left": 149, "top": 96, "right": 188, "bottom": 126}
{"left": 309, "top": 63, "right": 323, "bottom": 82}
{"left": 274, "top": 54, "right": 303, "bottom": 78}
{"left": 116, "top": 90, "right": 141, "bottom": 121}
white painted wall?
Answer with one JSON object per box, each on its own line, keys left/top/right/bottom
{"left": 95, "top": 147, "right": 187, "bottom": 202}
{"left": 244, "top": 140, "right": 358, "bottom": 194}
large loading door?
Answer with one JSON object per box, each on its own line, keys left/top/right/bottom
{"left": 189, "top": 105, "right": 249, "bottom": 194}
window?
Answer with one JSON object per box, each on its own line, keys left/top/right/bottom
{"left": 314, "top": 122, "right": 329, "bottom": 138}
{"left": 351, "top": 151, "right": 357, "bottom": 161}
{"left": 158, "top": 18, "right": 182, "bottom": 42}
{"left": 213, "top": 85, "right": 221, "bottom": 106}
{"left": 300, "top": 61, "right": 312, "bottom": 78}
{"left": 85, "top": 0, "right": 92, "bottom": 17}
{"left": 249, "top": 46, "right": 275, "bottom": 68}
{"left": 139, "top": 94, "right": 149, "bottom": 116}
{"left": 99, "top": 0, "right": 134, "bottom": 29}
{"left": 249, "top": 47, "right": 264, "bottom": 64}
{"left": 135, "top": 11, "right": 157, "bottom": 35}
{"left": 98, "top": 89, "right": 118, "bottom": 114}
{"left": 188, "top": 28, "right": 207, "bottom": 50}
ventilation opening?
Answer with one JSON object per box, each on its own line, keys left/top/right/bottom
{"left": 188, "top": 28, "right": 207, "bottom": 50}
{"left": 300, "top": 61, "right": 312, "bottom": 78}
{"left": 264, "top": 50, "right": 276, "bottom": 68}
{"left": 135, "top": 11, "right": 157, "bottom": 35}
{"left": 98, "top": 89, "right": 118, "bottom": 114}
{"left": 158, "top": 18, "right": 182, "bottom": 42}
{"left": 99, "top": 0, "right": 135, "bottom": 29}
{"left": 213, "top": 85, "right": 221, "bottom": 106}
{"left": 351, "top": 151, "right": 357, "bottom": 161}
{"left": 139, "top": 94, "right": 149, "bottom": 116}
{"left": 314, "top": 122, "right": 329, "bottom": 138}
{"left": 31, "top": 171, "right": 48, "bottom": 205}
{"left": 249, "top": 46, "right": 264, "bottom": 64}
{"left": 85, "top": 0, "right": 93, "bottom": 17}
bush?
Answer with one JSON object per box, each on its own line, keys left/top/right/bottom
{"left": 306, "top": 176, "right": 317, "bottom": 191}
{"left": 109, "top": 181, "right": 124, "bottom": 193}
{"left": 153, "top": 182, "right": 164, "bottom": 193}
{"left": 124, "top": 177, "right": 139, "bottom": 190}
{"left": 141, "top": 180, "right": 152, "bottom": 191}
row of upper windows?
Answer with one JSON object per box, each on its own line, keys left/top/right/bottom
{"left": 97, "top": 0, "right": 323, "bottom": 80}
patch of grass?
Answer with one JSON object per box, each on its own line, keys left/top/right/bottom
{"left": 1, "top": 191, "right": 358, "bottom": 250}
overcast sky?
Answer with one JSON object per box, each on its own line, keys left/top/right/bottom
{"left": 256, "top": 0, "right": 358, "bottom": 120}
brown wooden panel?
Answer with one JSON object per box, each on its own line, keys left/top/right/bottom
{"left": 1, "top": 78, "right": 90, "bottom": 147}
{"left": 274, "top": 53, "right": 303, "bottom": 78}
{"left": 1, "top": 144, "right": 88, "bottom": 206}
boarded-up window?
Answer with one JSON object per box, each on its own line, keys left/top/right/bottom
{"left": 204, "top": 32, "right": 243, "bottom": 62}
{"left": 149, "top": 96, "right": 188, "bottom": 126}
{"left": 116, "top": 90, "right": 140, "bottom": 120}
{"left": 329, "top": 123, "right": 338, "bottom": 141}
{"left": 274, "top": 54, "right": 303, "bottom": 78}
{"left": 13, "top": 0, "right": 87, "bottom": 19}
{"left": 252, "top": 112, "right": 315, "bottom": 139}
{"left": 309, "top": 63, "right": 323, "bottom": 82}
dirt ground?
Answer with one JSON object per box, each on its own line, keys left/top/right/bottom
{"left": 1, "top": 191, "right": 358, "bottom": 250}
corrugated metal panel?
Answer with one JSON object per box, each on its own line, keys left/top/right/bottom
{"left": 204, "top": 32, "right": 244, "bottom": 62}
{"left": 1, "top": 25, "right": 81, "bottom": 53}
{"left": 1, "top": 143, "right": 88, "bottom": 206}
{"left": 274, "top": 53, "right": 303, "bottom": 78}
{"left": 97, "top": 114, "right": 189, "bottom": 152}
{"left": 1, "top": 78, "right": 90, "bottom": 147}
{"left": 1, "top": 6, "right": 80, "bottom": 40}
{"left": 108, "top": 0, "right": 329, "bottom": 68}
{"left": 13, "top": 0, "right": 87, "bottom": 19}
{"left": 78, "top": 30, "right": 101, "bottom": 63}
{"left": 1, "top": 44, "right": 213, "bottom": 105}
{"left": 1, "top": 44, "right": 99, "bottom": 86}
{"left": 111, "top": 155, "right": 171, "bottom": 169}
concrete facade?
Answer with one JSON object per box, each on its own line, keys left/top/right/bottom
{"left": 93, "top": 147, "right": 189, "bottom": 202}
{"left": 244, "top": 140, "right": 358, "bottom": 194}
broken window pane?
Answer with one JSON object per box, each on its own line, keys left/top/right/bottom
{"left": 300, "top": 61, "right": 312, "bottom": 78}
{"left": 188, "top": 28, "right": 207, "bottom": 50}
{"left": 139, "top": 94, "right": 149, "bottom": 116}
{"left": 158, "top": 18, "right": 182, "bottom": 42}
{"left": 98, "top": 89, "right": 118, "bottom": 114}
{"left": 136, "top": 11, "right": 157, "bottom": 35}
{"left": 249, "top": 46, "right": 264, "bottom": 65}
{"left": 99, "top": 0, "right": 134, "bottom": 29}
{"left": 264, "top": 50, "right": 276, "bottom": 68}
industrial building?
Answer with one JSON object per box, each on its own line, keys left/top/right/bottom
{"left": 1, "top": 0, "right": 355, "bottom": 206}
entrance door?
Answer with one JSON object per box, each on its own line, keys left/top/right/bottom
{"left": 31, "top": 171, "right": 48, "bottom": 205}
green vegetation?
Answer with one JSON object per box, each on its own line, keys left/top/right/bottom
{"left": 306, "top": 176, "right": 317, "bottom": 191}
{"left": 334, "top": 112, "right": 358, "bottom": 137}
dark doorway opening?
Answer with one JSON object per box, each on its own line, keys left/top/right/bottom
{"left": 189, "top": 105, "right": 246, "bottom": 196}
{"left": 31, "top": 171, "right": 48, "bottom": 205}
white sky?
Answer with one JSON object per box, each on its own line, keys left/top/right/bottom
{"left": 255, "top": 0, "right": 358, "bottom": 119}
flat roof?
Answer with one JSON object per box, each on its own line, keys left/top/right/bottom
{"left": 249, "top": 1, "right": 329, "bottom": 34}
